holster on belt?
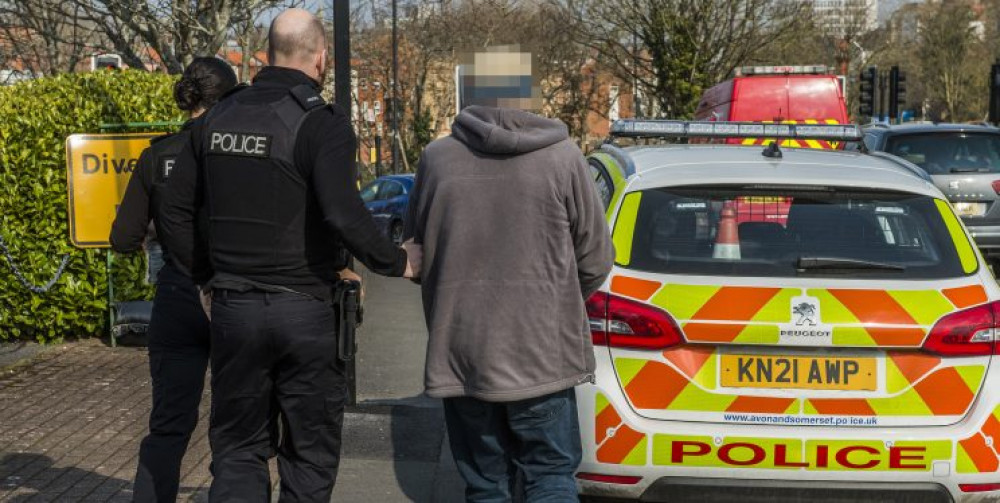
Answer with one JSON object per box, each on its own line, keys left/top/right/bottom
{"left": 333, "top": 279, "right": 363, "bottom": 362}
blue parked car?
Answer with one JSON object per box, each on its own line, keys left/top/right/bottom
{"left": 360, "top": 174, "right": 415, "bottom": 245}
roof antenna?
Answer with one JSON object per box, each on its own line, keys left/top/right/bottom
{"left": 762, "top": 140, "right": 783, "bottom": 158}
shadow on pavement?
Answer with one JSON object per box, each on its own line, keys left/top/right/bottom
{"left": 0, "top": 452, "right": 209, "bottom": 502}
{"left": 0, "top": 453, "right": 133, "bottom": 502}
{"left": 335, "top": 394, "right": 464, "bottom": 502}
{"left": 387, "top": 396, "right": 449, "bottom": 501}
{"left": 0, "top": 341, "right": 44, "bottom": 371}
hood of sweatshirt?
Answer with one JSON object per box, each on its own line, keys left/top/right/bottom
{"left": 450, "top": 105, "right": 569, "bottom": 156}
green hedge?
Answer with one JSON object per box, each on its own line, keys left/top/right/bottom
{"left": 0, "top": 70, "right": 183, "bottom": 342}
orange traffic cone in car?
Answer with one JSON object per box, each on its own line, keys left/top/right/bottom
{"left": 713, "top": 202, "right": 741, "bottom": 260}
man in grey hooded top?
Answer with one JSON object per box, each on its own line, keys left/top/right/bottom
{"left": 404, "top": 100, "right": 614, "bottom": 501}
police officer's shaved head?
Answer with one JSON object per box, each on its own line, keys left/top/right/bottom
{"left": 268, "top": 9, "right": 327, "bottom": 73}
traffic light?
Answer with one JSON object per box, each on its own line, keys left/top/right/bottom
{"left": 859, "top": 66, "right": 876, "bottom": 119}
{"left": 889, "top": 66, "right": 906, "bottom": 123}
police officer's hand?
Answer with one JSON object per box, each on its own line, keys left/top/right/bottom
{"left": 402, "top": 239, "right": 422, "bottom": 279}
{"left": 338, "top": 268, "right": 365, "bottom": 301}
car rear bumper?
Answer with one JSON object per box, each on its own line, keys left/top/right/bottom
{"left": 579, "top": 477, "right": 956, "bottom": 503}
{"left": 575, "top": 364, "right": 1000, "bottom": 503}
{"left": 964, "top": 224, "right": 1000, "bottom": 253}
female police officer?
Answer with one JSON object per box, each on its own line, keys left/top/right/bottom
{"left": 110, "top": 57, "right": 237, "bottom": 502}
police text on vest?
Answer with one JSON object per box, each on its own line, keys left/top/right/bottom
{"left": 209, "top": 131, "right": 272, "bottom": 158}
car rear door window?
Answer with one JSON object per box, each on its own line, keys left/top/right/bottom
{"left": 360, "top": 181, "right": 382, "bottom": 203}
{"left": 614, "top": 185, "right": 970, "bottom": 279}
{"left": 381, "top": 181, "right": 404, "bottom": 200}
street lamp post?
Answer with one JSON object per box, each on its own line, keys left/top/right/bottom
{"left": 332, "top": 0, "right": 356, "bottom": 407}
{"left": 391, "top": 0, "right": 400, "bottom": 174}
{"left": 333, "top": 0, "right": 351, "bottom": 114}
{"left": 632, "top": 1, "right": 641, "bottom": 118}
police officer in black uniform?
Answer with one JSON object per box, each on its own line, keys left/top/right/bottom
{"left": 110, "top": 57, "right": 237, "bottom": 502}
{"left": 159, "top": 9, "right": 421, "bottom": 502}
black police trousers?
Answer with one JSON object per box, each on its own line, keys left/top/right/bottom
{"left": 208, "top": 289, "right": 346, "bottom": 503}
{"left": 133, "top": 263, "right": 210, "bottom": 502}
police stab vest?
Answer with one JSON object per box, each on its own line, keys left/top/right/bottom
{"left": 199, "top": 84, "right": 336, "bottom": 285}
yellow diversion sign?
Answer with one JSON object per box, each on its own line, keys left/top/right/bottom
{"left": 65, "top": 133, "right": 162, "bottom": 248}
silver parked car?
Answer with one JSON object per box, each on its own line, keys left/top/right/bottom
{"left": 863, "top": 123, "right": 1000, "bottom": 268}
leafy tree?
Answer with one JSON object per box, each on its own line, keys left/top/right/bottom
{"left": 406, "top": 108, "right": 435, "bottom": 167}
{"left": 1, "top": 0, "right": 301, "bottom": 75}
{"left": 915, "top": 0, "right": 987, "bottom": 121}
{"left": 564, "top": 0, "right": 811, "bottom": 119}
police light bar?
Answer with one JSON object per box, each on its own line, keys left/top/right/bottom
{"left": 609, "top": 120, "right": 863, "bottom": 142}
{"left": 735, "top": 65, "right": 829, "bottom": 76}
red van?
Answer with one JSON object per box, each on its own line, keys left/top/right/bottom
{"left": 694, "top": 65, "right": 849, "bottom": 149}
{"left": 694, "top": 66, "right": 850, "bottom": 224}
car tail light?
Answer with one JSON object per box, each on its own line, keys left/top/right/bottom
{"left": 992, "top": 180, "right": 1000, "bottom": 195}
{"left": 922, "top": 301, "right": 999, "bottom": 356}
{"left": 586, "top": 292, "right": 609, "bottom": 345}
{"left": 576, "top": 472, "right": 643, "bottom": 485}
{"left": 960, "top": 482, "right": 1000, "bottom": 492}
{"left": 586, "top": 292, "right": 684, "bottom": 349}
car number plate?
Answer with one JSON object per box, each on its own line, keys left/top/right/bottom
{"left": 952, "top": 202, "right": 987, "bottom": 217}
{"left": 720, "top": 354, "right": 876, "bottom": 391}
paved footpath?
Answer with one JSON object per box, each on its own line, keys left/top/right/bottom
{"left": 0, "top": 271, "right": 464, "bottom": 502}
{"left": 0, "top": 341, "right": 208, "bottom": 502}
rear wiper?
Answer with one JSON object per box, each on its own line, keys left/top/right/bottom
{"left": 796, "top": 257, "right": 906, "bottom": 272}
{"left": 949, "top": 167, "right": 992, "bottom": 173}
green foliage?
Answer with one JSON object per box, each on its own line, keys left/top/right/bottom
{"left": 0, "top": 70, "right": 183, "bottom": 342}
{"left": 406, "top": 108, "right": 435, "bottom": 168}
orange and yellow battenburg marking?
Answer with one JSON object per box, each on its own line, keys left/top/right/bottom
{"left": 885, "top": 352, "right": 939, "bottom": 394}
{"left": 610, "top": 276, "right": 662, "bottom": 301}
{"left": 942, "top": 285, "right": 988, "bottom": 309}
{"left": 607, "top": 282, "right": 990, "bottom": 418}
{"left": 614, "top": 353, "right": 986, "bottom": 419}
{"left": 800, "top": 364, "right": 984, "bottom": 418}
{"left": 650, "top": 283, "right": 968, "bottom": 347}
{"left": 594, "top": 392, "right": 647, "bottom": 465}
{"left": 662, "top": 346, "right": 714, "bottom": 381}
{"left": 957, "top": 406, "right": 1000, "bottom": 473}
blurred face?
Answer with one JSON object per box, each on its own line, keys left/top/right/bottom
{"left": 458, "top": 47, "right": 542, "bottom": 111}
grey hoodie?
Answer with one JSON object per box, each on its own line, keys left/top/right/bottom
{"left": 404, "top": 106, "right": 614, "bottom": 402}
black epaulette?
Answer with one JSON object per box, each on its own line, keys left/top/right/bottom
{"left": 290, "top": 84, "right": 326, "bottom": 111}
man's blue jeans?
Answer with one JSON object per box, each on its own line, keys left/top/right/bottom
{"left": 443, "top": 388, "right": 582, "bottom": 503}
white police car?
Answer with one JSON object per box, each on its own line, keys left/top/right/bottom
{"left": 579, "top": 120, "right": 1000, "bottom": 502}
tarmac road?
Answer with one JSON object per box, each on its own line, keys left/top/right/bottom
{"left": 324, "top": 269, "right": 464, "bottom": 502}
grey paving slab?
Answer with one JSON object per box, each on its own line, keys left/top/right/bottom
{"left": 0, "top": 340, "right": 211, "bottom": 502}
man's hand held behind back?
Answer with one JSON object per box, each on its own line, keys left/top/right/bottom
{"left": 402, "top": 239, "right": 422, "bottom": 279}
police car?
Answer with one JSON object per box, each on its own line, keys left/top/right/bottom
{"left": 579, "top": 120, "right": 1000, "bottom": 502}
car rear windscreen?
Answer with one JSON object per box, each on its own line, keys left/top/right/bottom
{"left": 617, "top": 186, "right": 969, "bottom": 279}
{"left": 886, "top": 132, "right": 1000, "bottom": 174}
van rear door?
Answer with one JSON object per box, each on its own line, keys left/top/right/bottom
{"left": 730, "top": 76, "right": 847, "bottom": 124}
